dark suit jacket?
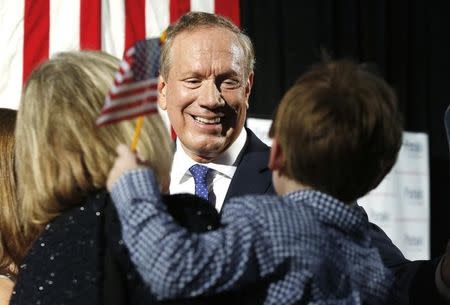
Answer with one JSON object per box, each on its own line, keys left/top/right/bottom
{"left": 232, "top": 129, "right": 446, "bottom": 304}
{"left": 224, "top": 128, "right": 274, "bottom": 202}
{"left": 367, "top": 222, "right": 445, "bottom": 304}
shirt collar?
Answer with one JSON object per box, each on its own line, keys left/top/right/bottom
{"left": 171, "top": 128, "right": 248, "bottom": 183}
{"left": 283, "top": 189, "right": 368, "bottom": 234}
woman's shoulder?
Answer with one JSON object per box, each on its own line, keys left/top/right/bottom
{"left": 31, "top": 191, "right": 108, "bottom": 245}
{"left": 25, "top": 191, "right": 110, "bottom": 260}
{"left": 56, "top": 190, "right": 108, "bottom": 221}
{"left": 10, "top": 191, "right": 110, "bottom": 305}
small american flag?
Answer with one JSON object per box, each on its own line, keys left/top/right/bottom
{"left": 96, "top": 38, "right": 161, "bottom": 126}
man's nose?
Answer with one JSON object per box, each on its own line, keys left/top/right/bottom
{"left": 197, "top": 79, "right": 222, "bottom": 108}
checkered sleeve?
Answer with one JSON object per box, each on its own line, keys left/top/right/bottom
{"left": 110, "top": 169, "right": 271, "bottom": 300}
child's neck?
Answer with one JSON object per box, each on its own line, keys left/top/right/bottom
{"left": 276, "top": 176, "right": 310, "bottom": 196}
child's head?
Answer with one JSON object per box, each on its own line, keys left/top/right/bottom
{"left": 269, "top": 59, "right": 402, "bottom": 203}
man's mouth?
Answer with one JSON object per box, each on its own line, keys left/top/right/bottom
{"left": 192, "top": 115, "right": 221, "bottom": 124}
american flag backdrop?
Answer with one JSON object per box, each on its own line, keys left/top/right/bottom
{"left": 0, "top": 0, "right": 240, "bottom": 110}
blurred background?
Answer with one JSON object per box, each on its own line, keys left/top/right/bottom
{"left": 0, "top": 0, "right": 448, "bottom": 258}
{"left": 241, "top": 1, "right": 449, "bottom": 258}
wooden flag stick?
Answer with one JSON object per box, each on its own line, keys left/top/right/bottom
{"left": 130, "top": 116, "right": 144, "bottom": 152}
{"left": 129, "top": 31, "right": 166, "bottom": 152}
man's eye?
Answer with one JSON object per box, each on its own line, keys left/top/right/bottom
{"left": 184, "top": 79, "right": 201, "bottom": 87}
{"left": 221, "top": 79, "right": 239, "bottom": 89}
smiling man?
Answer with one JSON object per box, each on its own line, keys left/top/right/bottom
{"left": 158, "top": 12, "right": 273, "bottom": 211}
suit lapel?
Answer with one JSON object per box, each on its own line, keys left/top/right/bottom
{"left": 224, "top": 128, "right": 274, "bottom": 203}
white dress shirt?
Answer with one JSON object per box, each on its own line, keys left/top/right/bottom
{"left": 170, "top": 129, "right": 247, "bottom": 211}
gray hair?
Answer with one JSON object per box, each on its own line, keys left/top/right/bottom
{"left": 160, "top": 11, "right": 255, "bottom": 79}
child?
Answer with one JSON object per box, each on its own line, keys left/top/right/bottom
{"left": 107, "top": 59, "right": 402, "bottom": 305}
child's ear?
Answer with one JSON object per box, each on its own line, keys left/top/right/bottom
{"left": 158, "top": 75, "right": 167, "bottom": 110}
{"left": 268, "top": 138, "right": 285, "bottom": 171}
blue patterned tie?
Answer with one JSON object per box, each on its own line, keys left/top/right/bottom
{"left": 189, "top": 164, "right": 210, "bottom": 201}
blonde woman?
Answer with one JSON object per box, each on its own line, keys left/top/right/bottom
{"left": 0, "top": 108, "right": 28, "bottom": 305}
{"left": 10, "top": 50, "right": 227, "bottom": 305}
{"left": 10, "top": 51, "right": 175, "bottom": 304}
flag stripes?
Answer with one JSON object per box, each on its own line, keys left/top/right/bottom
{"left": 0, "top": 0, "right": 240, "bottom": 111}
{"left": 109, "top": 80, "right": 158, "bottom": 99}
{"left": 23, "top": 0, "right": 49, "bottom": 84}
{"left": 125, "top": 0, "right": 146, "bottom": 51}
{"left": 170, "top": 0, "right": 190, "bottom": 23}
{"left": 80, "top": 0, "right": 101, "bottom": 50}
{"left": 50, "top": 0, "right": 80, "bottom": 55}
{"left": 96, "top": 103, "right": 159, "bottom": 126}
{"left": 100, "top": 95, "right": 159, "bottom": 115}
{"left": 215, "top": 0, "right": 240, "bottom": 26}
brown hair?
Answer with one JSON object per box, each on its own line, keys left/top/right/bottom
{"left": 16, "top": 51, "right": 173, "bottom": 241}
{"left": 160, "top": 11, "right": 255, "bottom": 79}
{"left": 0, "top": 109, "right": 26, "bottom": 276}
{"left": 270, "top": 59, "right": 403, "bottom": 203}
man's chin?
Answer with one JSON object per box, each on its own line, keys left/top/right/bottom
{"left": 197, "top": 144, "right": 225, "bottom": 158}
{"left": 186, "top": 141, "right": 228, "bottom": 162}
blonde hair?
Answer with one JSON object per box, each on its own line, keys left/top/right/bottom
{"left": 16, "top": 51, "right": 173, "bottom": 240}
{"left": 0, "top": 109, "right": 26, "bottom": 276}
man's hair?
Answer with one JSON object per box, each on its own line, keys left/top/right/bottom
{"left": 0, "top": 108, "right": 26, "bottom": 275}
{"left": 160, "top": 11, "right": 255, "bottom": 79}
{"left": 16, "top": 51, "right": 173, "bottom": 240}
{"left": 269, "top": 59, "right": 403, "bottom": 203}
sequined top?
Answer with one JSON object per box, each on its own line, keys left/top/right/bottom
{"left": 10, "top": 192, "right": 108, "bottom": 305}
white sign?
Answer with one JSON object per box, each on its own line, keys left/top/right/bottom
{"left": 359, "top": 132, "right": 430, "bottom": 260}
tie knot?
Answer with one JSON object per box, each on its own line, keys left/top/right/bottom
{"left": 189, "top": 164, "right": 210, "bottom": 183}
{"left": 189, "top": 164, "right": 210, "bottom": 201}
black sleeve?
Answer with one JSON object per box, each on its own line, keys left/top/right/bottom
{"left": 369, "top": 222, "right": 447, "bottom": 304}
{"left": 162, "top": 193, "right": 221, "bottom": 232}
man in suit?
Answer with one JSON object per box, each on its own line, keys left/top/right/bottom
{"left": 158, "top": 11, "right": 450, "bottom": 304}
{"left": 158, "top": 12, "right": 272, "bottom": 212}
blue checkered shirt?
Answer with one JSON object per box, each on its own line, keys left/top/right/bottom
{"left": 110, "top": 169, "right": 393, "bottom": 305}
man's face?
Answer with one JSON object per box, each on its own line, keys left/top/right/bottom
{"left": 158, "top": 27, "right": 253, "bottom": 163}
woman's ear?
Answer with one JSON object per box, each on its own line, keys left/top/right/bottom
{"left": 268, "top": 138, "right": 285, "bottom": 172}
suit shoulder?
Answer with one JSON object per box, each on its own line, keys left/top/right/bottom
{"left": 244, "top": 128, "right": 270, "bottom": 153}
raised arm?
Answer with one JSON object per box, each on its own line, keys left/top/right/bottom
{"left": 107, "top": 145, "right": 274, "bottom": 300}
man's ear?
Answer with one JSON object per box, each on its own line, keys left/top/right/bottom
{"left": 246, "top": 72, "right": 254, "bottom": 96}
{"left": 158, "top": 75, "right": 167, "bottom": 110}
{"left": 268, "top": 138, "right": 285, "bottom": 171}
{"left": 243, "top": 72, "right": 254, "bottom": 109}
